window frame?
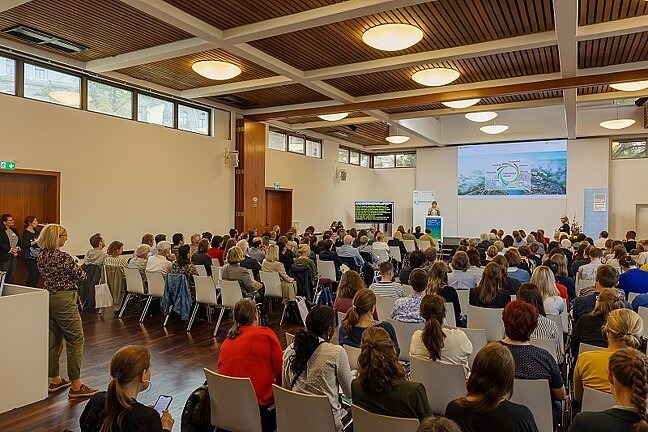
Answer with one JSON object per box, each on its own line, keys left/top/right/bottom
{"left": 305, "top": 139, "right": 322, "bottom": 159}
{"left": 268, "top": 128, "right": 288, "bottom": 151}
{"left": 177, "top": 102, "right": 211, "bottom": 136}
{"left": 136, "top": 92, "right": 176, "bottom": 129}
{"left": 22, "top": 61, "right": 82, "bottom": 108}
{"left": 288, "top": 134, "right": 306, "bottom": 154}
{"left": 0, "top": 54, "right": 17, "bottom": 96}
{"left": 86, "top": 78, "right": 134, "bottom": 120}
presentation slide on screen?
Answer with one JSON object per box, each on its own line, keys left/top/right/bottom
{"left": 457, "top": 140, "right": 567, "bottom": 199}
{"left": 355, "top": 201, "right": 394, "bottom": 224}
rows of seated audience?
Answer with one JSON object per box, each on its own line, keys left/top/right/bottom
{"left": 15, "top": 215, "right": 647, "bottom": 432}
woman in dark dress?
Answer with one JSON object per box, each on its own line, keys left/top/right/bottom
{"left": 22, "top": 215, "right": 41, "bottom": 287}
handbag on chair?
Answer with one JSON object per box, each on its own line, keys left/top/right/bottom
{"left": 94, "top": 265, "right": 113, "bottom": 310}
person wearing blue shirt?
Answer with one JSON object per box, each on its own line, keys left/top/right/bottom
{"left": 336, "top": 235, "right": 365, "bottom": 268}
{"left": 618, "top": 256, "right": 648, "bottom": 299}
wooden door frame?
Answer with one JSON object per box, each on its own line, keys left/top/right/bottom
{"left": 1, "top": 169, "right": 61, "bottom": 223}
{"left": 264, "top": 187, "right": 293, "bottom": 232}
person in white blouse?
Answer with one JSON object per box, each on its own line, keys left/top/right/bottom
{"left": 410, "top": 294, "right": 473, "bottom": 377}
{"left": 531, "top": 266, "right": 564, "bottom": 316}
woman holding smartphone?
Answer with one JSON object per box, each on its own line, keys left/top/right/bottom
{"left": 80, "top": 345, "right": 175, "bottom": 432}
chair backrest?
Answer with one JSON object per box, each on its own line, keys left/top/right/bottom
{"left": 259, "top": 270, "right": 282, "bottom": 299}
{"left": 417, "top": 240, "right": 431, "bottom": 251}
{"left": 285, "top": 332, "right": 295, "bottom": 347}
{"left": 374, "top": 295, "right": 397, "bottom": 321}
{"left": 145, "top": 271, "right": 165, "bottom": 298}
{"left": 466, "top": 305, "right": 505, "bottom": 342}
{"left": 530, "top": 338, "right": 558, "bottom": 362}
{"left": 628, "top": 292, "right": 639, "bottom": 303}
{"left": 247, "top": 268, "right": 255, "bottom": 280}
{"left": 510, "top": 379, "right": 553, "bottom": 432}
{"left": 204, "top": 369, "right": 261, "bottom": 432}
{"left": 445, "top": 302, "right": 456, "bottom": 327}
{"left": 457, "top": 289, "right": 470, "bottom": 317}
{"left": 409, "top": 356, "right": 466, "bottom": 415}
{"left": 638, "top": 307, "right": 648, "bottom": 335}
{"left": 389, "top": 246, "right": 402, "bottom": 263}
{"left": 581, "top": 387, "right": 615, "bottom": 412}
{"left": 211, "top": 272, "right": 220, "bottom": 289}
{"left": 317, "top": 258, "right": 338, "bottom": 282}
{"left": 124, "top": 268, "right": 146, "bottom": 295}
{"left": 576, "top": 278, "right": 594, "bottom": 296}
{"left": 374, "top": 248, "right": 389, "bottom": 264}
{"left": 386, "top": 319, "right": 425, "bottom": 362}
{"left": 545, "top": 314, "right": 565, "bottom": 355}
{"left": 273, "top": 384, "right": 336, "bottom": 432}
{"left": 351, "top": 404, "right": 419, "bottom": 432}
{"left": 337, "top": 311, "right": 346, "bottom": 326}
{"left": 195, "top": 265, "right": 208, "bottom": 277}
{"left": 403, "top": 240, "right": 416, "bottom": 253}
{"left": 402, "top": 284, "right": 414, "bottom": 295}
{"left": 343, "top": 344, "right": 361, "bottom": 370}
{"left": 457, "top": 327, "right": 487, "bottom": 368}
{"left": 579, "top": 342, "right": 604, "bottom": 354}
{"left": 211, "top": 258, "right": 221, "bottom": 268}
{"left": 339, "top": 256, "right": 359, "bottom": 272}
{"left": 219, "top": 279, "right": 244, "bottom": 308}
{"left": 194, "top": 275, "right": 219, "bottom": 305}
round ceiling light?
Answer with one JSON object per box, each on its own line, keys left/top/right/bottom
{"left": 192, "top": 61, "right": 241, "bottom": 80}
{"left": 385, "top": 135, "right": 410, "bottom": 144}
{"left": 412, "top": 68, "right": 460, "bottom": 87}
{"left": 362, "top": 23, "right": 424, "bottom": 51}
{"left": 609, "top": 80, "right": 648, "bottom": 92}
{"left": 599, "top": 118, "right": 636, "bottom": 130}
{"left": 465, "top": 111, "right": 498, "bottom": 122}
{"left": 480, "top": 124, "right": 509, "bottom": 134}
{"left": 442, "top": 98, "right": 481, "bottom": 109}
{"left": 48, "top": 90, "right": 81, "bottom": 106}
{"left": 318, "top": 113, "right": 349, "bottom": 121}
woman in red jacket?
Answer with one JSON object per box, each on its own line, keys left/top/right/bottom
{"left": 217, "top": 298, "right": 282, "bottom": 432}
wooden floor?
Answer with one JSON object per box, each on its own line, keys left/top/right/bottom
{"left": 0, "top": 302, "right": 301, "bottom": 432}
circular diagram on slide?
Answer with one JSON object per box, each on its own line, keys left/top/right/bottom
{"left": 497, "top": 162, "right": 521, "bottom": 185}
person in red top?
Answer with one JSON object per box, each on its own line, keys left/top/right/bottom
{"left": 218, "top": 298, "right": 282, "bottom": 432}
{"left": 207, "top": 235, "right": 225, "bottom": 266}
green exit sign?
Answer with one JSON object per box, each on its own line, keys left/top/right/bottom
{"left": 0, "top": 160, "right": 16, "bottom": 170}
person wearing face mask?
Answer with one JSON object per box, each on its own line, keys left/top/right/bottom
{"left": 80, "top": 345, "right": 174, "bottom": 432}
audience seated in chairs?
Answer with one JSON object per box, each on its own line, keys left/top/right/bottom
{"left": 84, "top": 232, "right": 107, "bottom": 266}
{"left": 207, "top": 235, "right": 225, "bottom": 266}
{"left": 618, "top": 255, "right": 648, "bottom": 298}
{"left": 466, "top": 249, "right": 484, "bottom": 280}
{"left": 492, "top": 255, "right": 522, "bottom": 295}
{"left": 145, "top": 241, "right": 173, "bottom": 276}
{"left": 392, "top": 269, "right": 427, "bottom": 323}
{"left": 531, "top": 265, "right": 566, "bottom": 316}
{"left": 169, "top": 245, "right": 198, "bottom": 299}
{"left": 276, "top": 241, "right": 294, "bottom": 273}
{"left": 573, "top": 265, "right": 625, "bottom": 322}
{"left": 516, "top": 283, "right": 562, "bottom": 362}
{"left": 104, "top": 240, "right": 128, "bottom": 307}
{"left": 191, "top": 238, "right": 212, "bottom": 276}
{"left": 319, "top": 239, "right": 343, "bottom": 281}
{"left": 399, "top": 250, "right": 426, "bottom": 286}
{"left": 293, "top": 243, "right": 317, "bottom": 282}
{"left": 551, "top": 253, "right": 576, "bottom": 301}
{"left": 261, "top": 244, "right": 298, "bottom": 315}
{"left": 357, "top": 235, "right": 378, "bottom": 264}
{"left": 222, "top": 246, "right": 264, "bottom": 301}
{"left": 504, "top": 249, "right": 531, "bottom": 284}
{"left": 337, "top": 234, "right": 365, "bottom": 270}
{"left": 128, "top": 244, "right": 150, "bottom": 290}
{"left": 426, "top": 261, "right": 463, "bottom": 326}
{"left": 448, "top": 251, "right": 480, "bottom": 290}
{"left": 571, "top": 288, "right": 625, "bottom": 357}
{"left": 237, "top": 240, "right": 262, "bottom": 281}
{"left": 333, "top": 271, "right": 376, "bottom": 319}
{"left": 469, "top": 262, "right": 511, "bottom": 309}
{"left": 372, "top": 232, "right": 390, "bottom": 254}
{"left": 369, "top": 261, "right": 405, "bottom": 298}
{"left": 388, "top": 231, "right": 408, "bottom": 262}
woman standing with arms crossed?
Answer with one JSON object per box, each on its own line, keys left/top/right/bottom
{"left": 22, "top": 215, "right": 41, "bottom": 287}
{"left": 38, "top": 224, "right": 97, "bottom": 398}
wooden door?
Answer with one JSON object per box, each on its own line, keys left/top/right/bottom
{"left": 0, "top": 169, "right": 60, "bottom": 285}
{"left": 265, "top": 189, "right": 292, "bottom": 235}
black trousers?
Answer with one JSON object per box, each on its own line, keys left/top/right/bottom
{"left": 25, "top": 259, "right": 40, "bottom": 287}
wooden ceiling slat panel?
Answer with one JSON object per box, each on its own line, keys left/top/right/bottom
{"left": 0, "top": 0, "right": 191, "bottom": 61}
{"left": 311, "top": 121, "right": 390, "bottom": 146}
{"left": 324, "top": 46, "right": 560, "bottom": 97}
{"left": 249, "top": 0, "right": 554, "bottom": 71}
{"left": 116, "top": 49, "right": 278, "bottom": 91}
{"left": 577, "top": 85, "right": 613, "bottom": 95}
{"left": 579, "top": 0, "right": 648, "bottom": 25}
{"left": 579, "top": 32, "right": 648, "bottom": 68}
{"left": 210, "top": 84, "right": 331, "bottom": 109}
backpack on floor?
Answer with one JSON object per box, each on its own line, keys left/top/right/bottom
{"left": 181, "top": 384, "right": 213, "bottom": 432}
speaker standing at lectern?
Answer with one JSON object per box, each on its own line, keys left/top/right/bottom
{"left": 558, "top": 215, "right": 570, "bottom": 234}
{"left": 427, "top": 201, "right": 441, "bottom": 216}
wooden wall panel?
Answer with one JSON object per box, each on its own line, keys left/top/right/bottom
{"left": 235, "top": 119, "right": 267, "bottom": 233}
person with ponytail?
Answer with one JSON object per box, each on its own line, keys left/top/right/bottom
{"left": 570, "top": 347, "right": 648, "bottom": 432}
{"left": 410, "top": 295, "right": 472, "bottom": 376}
{"left": 445, "top": 342, "right": 539, "bottom": 432}
{"left": 426, "top": 261, "right": 463, "bottom": 326}
{"left": 469, "top": 261, "right": 511, "bottom": 308}
{"left": 217, "top": 298, "right": 282, "bottom": 432}
{"left": 282, "top": 305, "right": 352, "bottom": 431}
{"left": 352, "top": 327, "right": 432, "bottom": 421}
{"left": 339, "top": 288, "right": 399, "bottom": 355}
{"left": 79, "top": 345, "right": 174, "bottom": 432}
{"left": 574, "top": 308, "right": 644, "bottom": 403}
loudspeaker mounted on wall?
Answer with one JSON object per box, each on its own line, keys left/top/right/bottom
{"left": 224, "top": 150, "right": 239, "bottom": 168}
{"left": 336, "top": 169, "right": 347, "bottom": 182}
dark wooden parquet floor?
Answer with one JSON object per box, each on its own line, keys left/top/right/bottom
{"left": 0, "top": 302, "right": 301, "bottom": 432}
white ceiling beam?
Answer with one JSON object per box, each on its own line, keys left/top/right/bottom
{"left": 86, "top": 38, "right": 213, "bottom": 73}
{"left": 578, "top": 61, "right": 648, "bottom": 76}
{"left": 577, "top": 15, "right": 648, "bottom": 41}
{"left": 305, "top": 31, "right": 557, "bottom": 81}
{"left": 553, "top": 0, "right": 578, "bottom": 139}
{"left": 577, "top": 89, "right": 648, "bottom": 103}
{"left": 563, "top": 89, "right": 577, "bottom": 139}
{"left": 290, "top": 116, "right": 377, "bottom": 130}
{"left": 180, "top": 76, "right": 293, "bottom": 98}
{"left": 367, "top": 109, "right": 440, "bottom": 146}
{"left": 245, "top": 100, "right": 344, "bottom": 116}
{"left": 0, "top": 0, "right": 31, "bottom": 12}
{"left": 222, "top": 0, "right": 435, "bottom": 44}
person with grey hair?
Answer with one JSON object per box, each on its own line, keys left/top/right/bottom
{"left": 337, "top": 234, "right": 364, "bottom": 268}
{"left": 128, "top": 244, "right": 151, "bottom": 283}
{"left": 238, "top": 239, "right": 262, "bottom": 280}
{"left": 145, "top": 240, "right": 173, "bottom": 275}
{"left": 357, "top": 235, "right": 377, "bottom": 263}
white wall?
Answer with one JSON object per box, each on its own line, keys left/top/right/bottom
{"left": 373, "top": 168, "right": 416, "bottom": 228}
{"left": 610, "top": 156, "right": 648, "bottom": 238}
{"left": 0, "top": 93, "right": 235, "bottom": 254}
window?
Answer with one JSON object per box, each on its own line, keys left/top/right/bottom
{"left": 0, "top": 56, "right": 15, "bottom": 95}
{"left": 268, "top": 130, "right": 287, "bottom": 151}
{"left": 611, "top": 139, "right": 647, "bottom": 160}
{"left": 373, "top": 154, "right": 395, "bottom": 168}
{"left": 288, "top": 135, "right": 305, "bottom": 154}
{"left": 87, "top": 80, "right": 133, "bottom": 119}
{"left": 137, "top": 94, "right": 174, "bottom": 127}
{"left": 360, "top": 154, "right": 370, "bottom": 167}
{"left": 338, "top": 148, "right": 349, "bottom": 164}
{"left": 178, "top": 104, "right": 210, "bottom": 135}
{"left": 306, "top": 139, "right": 321, "bottom": 158}
{"left": 24, "top": 64, "right": 81, "bottom": 108}
{"left": 396, "top": 153, "right": 417, "bottom": 167}
{"left": 349, "top": 150, "right": 360, "bottom": 165}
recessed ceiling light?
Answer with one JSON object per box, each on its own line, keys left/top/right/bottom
{"left": 480, "top": 125, "right": 509, "bottom": 134}
{"left": 599, "top": 118, "right": 636, "bottom": 130}
{"left": 192, "top": 61, "right": 241, "bottom": 80}
{"left": 412, "top": 68, "right": 460, "bottom": 87}
{"left": 442, "top": 99, "right": 481, "bottom": 109}
{"left": 362, "top": 23, "right": 424, "bottom": 51}
{"left": 385, "top": 135, "right": 410, "bottom": 144}
{"left": 465, "top": 111, "right": 498, "bottom": 122}
{"left": 609, "top": 81, "right": 648, "bottom": 92}
{"left": 48, "top": 90, "right": 81, "bottom": 106}
{"left": 318, "top": 113, "right": 349, "bottom": 121}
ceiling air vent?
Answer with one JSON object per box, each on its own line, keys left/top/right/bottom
{"left": 212, "top": 94, "right": 258, "bottom": 109}
{"left": 2, "top": 25, "right": 88, "bottom": 54}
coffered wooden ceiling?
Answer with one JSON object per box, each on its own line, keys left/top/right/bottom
{"left": 311, "top": 122, "right": 390, "bottom": 147}
{"left": 0, "top": 0, "right": 647, "bottom": 145}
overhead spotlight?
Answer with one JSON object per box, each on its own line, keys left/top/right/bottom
{"left": 442, "top": 99, "right": 481, "bottom": 109}
{"left": 412, "top": 68, "right": 460, "bottom": 86}
{"left": 318, "top": 113, "right": 349, "bottom": 121}
{"left": 362, "top": 23, "right": 424, "bottom": 51}
{"left": 465, "top": 111, "right": 497, "bottom": 122}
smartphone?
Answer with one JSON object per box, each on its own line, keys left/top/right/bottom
{"left": 153, "top": 395, "right": 173, "bottom": 416}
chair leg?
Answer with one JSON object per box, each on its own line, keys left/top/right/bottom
{"left": 186, "top": 302, "right": 200, "bottom": 332}
{"left": 279, "top": 303, "right": 287, "bottom": 326}
{"left": 163, "top": 305, "right": 173, "bottom": 327}
{"left": 139, "top": 296, "right": 153, "bottom": 323}
{"left": 118, "top": 293, "right": 132, "bottom": 318}
{"left": 213, "top": 307, "right": 226, "bottom": 337}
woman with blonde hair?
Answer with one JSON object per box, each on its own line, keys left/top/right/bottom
{"left": 574, "top": 308, "right": 644, "bottom": 402}
{"left": 531, "top": 265, "right": 565, "bottom": 315}
{"left": 261, "top": 244, "right": 297, "bottom": 305}
{"left": 80, "top": 345, "right": 174, "bottom": 432}
{"left": 294, "top": 243, "right": 317, "bottom": 281}
{"left": 469, "top": 262, "right": 511, "bottom": 308}
{"left": 427, "top": 261, "right": 462, "bottom": 325}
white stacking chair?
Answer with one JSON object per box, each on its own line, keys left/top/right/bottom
{"left": 375, "top": 295, "right": 396, "bottom": 321}
{"left": 638, "top": 307, "right": 648, "bottom": 335}
{"left": 259, "top": 270, "right": 287, "bottom": 325}
{"left": 119, "top": 268, "right": 146, "bottom": 319}
{"left": 417, "top": 240, "right": 431, "bottom": 251}
{"left": 374, "top": 249, "right": 389, "bottom": 264}
{"left": 530, "top": 338, "right": 558, "bottom": 362}
{"left": 402, "top": 284, "right": 414, "bottom": 295}
{"left": 510, "top": 379, "right": 553, "bottom": 432}
{"left": 466, "top": 305, "right": 505, "bottom": 342}
{"left": 579, "top": 342, "right": 604, "bottom": 354}
{"left": 403, "top": 239, "right": 416, "bottom": 253}
{"left": 445, "top": 302, "right": 456, "bottom": 327}
{"left": 211, "top": 272, "right": 221, "bottom": 289}
{"left": 285, "top": 332, "right": 295, "bottom": 347}
{"left": 457, "top": 327, "right": 487, "bottom": 368}
{"left": 214, "top": 279, "right": 244, "bottom": 337}
{"left": 316, "top": 257, "right": 338, "bottom": 282}
{"left": 211, "top": 258, "right": 221, "bottom": 268}
{"left": 337, "top": 311, "right": 346, "bottom": 326}
{"left": 628, "top": 292, "right": 639, "bottom": 303}
{"left": 247, "top": 268, "right": 255, "bottom": 280}
{"left": 576, "top": 275, "right": 594, "bottom": 296}
{"left": 195, "top": 265, "right": 207, "bottom": 277}
{"left": 581, "top": 387, "right": 615, "bottom": 412}
{"left": 204, "top": 369, "right": 262, "bottom": 432}
{"left": 142, "top": 271, "right": 166, "bottom": 323}
{"left": 409, "top": 356, "right": 466, "bottom": 415}
{"left": 343, "top": 345, "right": 361, "bottom": 370}
{"left": 187, "top": 275, "right": 220, "bottom": 333}
{"left": 457, "top": 289, "right": 470, "bottom": 318}
{"left": 389, "top": 246, "right": 402, "bottom": 263}
{"left": 273, "top": 384, "right": 337, "bottom": 432}
{"left": 351, "top": 404, "right": 419, "bottom": 432}
{"left": 387, "top": 318, "right": 425, "bottom": 362}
